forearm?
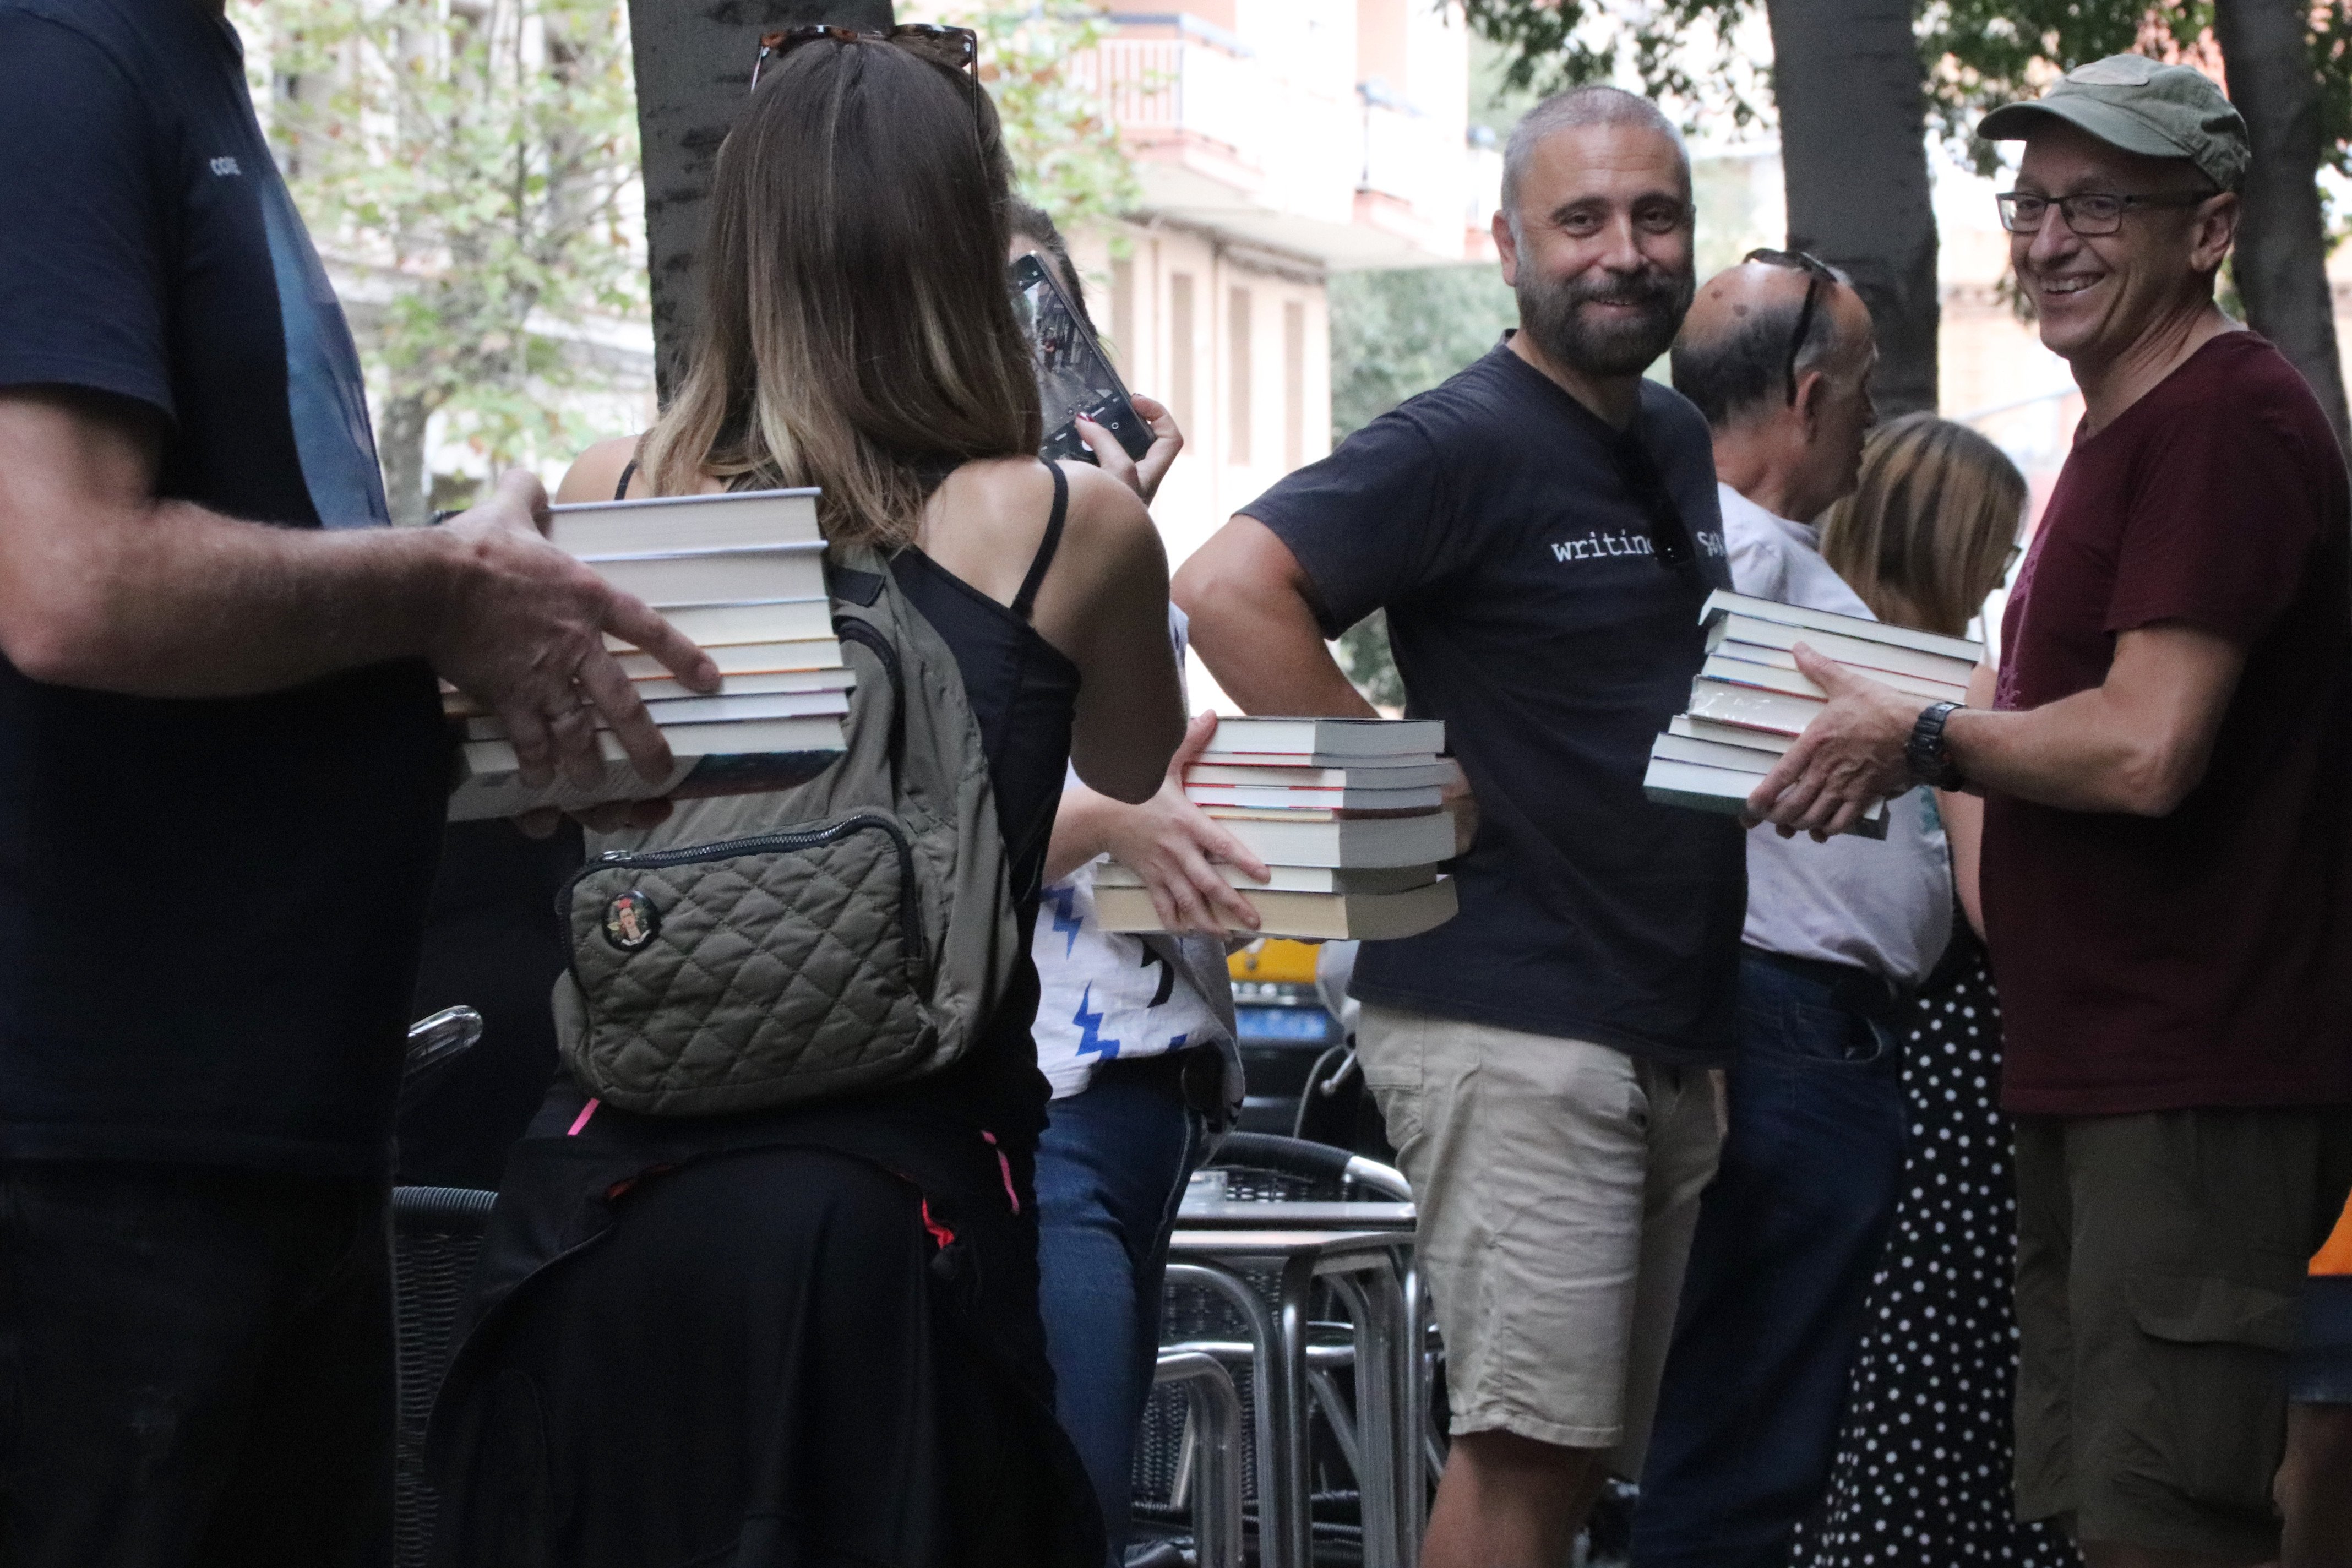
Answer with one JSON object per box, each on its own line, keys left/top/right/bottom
{"left": 1044, "top": 784, "right": 1118, "bottom": 883}
{"left": 1177, "top": 571, "right": 1371, "bottom": 719}
{"left": 7, "top": 499, "right": 461, "bottom": 696}
{"left": 1946, "top": 687, "right": 2201, "bottom": 816}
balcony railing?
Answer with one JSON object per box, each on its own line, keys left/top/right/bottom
{"left": 1074, "top": 32, "right": 1488, "bottom": 260}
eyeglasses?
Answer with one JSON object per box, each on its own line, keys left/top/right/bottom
{"left": 1744, "top": 247, "right": 1838, "bottom": 405}
{"left": 1606, "top": 426, "right": 1697, "bottom": 574}
{"left": 749, "top": 23, "right": 979, "bottom": 92}
{"left": 1995, "top": 189, "right": 2219, "bottom": 236}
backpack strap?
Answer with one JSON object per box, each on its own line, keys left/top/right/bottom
{"left": 1008, "top": 461, "right": 1070, "bottom": 625}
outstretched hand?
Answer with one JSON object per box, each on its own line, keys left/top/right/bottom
{"left": 1098, "top": 711, "right": 1274, "bottom": 934}
{"left": 1075, "top": 393, "right": 1184, "bottom": 505}
{"left": 429, "top": 469, "right": 720, "bottom": 792}
{"left": 1745, "top": 644, "right": 1922, "bottom": 840}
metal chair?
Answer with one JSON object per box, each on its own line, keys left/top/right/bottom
{"left": 1213, "top": 1130, "right": 1412, "bottom": 1203}
{"left": 1151, "top": 1349, "right": 1247, "bottom": 1568}
{"left": 1139, "top": 1133, "right": 1426, "bottom": 1567}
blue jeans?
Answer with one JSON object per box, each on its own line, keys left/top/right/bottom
{"left": 1036, "top": 1065, "right": 1207, "bottom": 1562}
{"left": 1630, "top": 949, "right": 1908, "bottom": 1568}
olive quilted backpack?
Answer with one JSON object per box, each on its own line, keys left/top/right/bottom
{"left": 551, "top": 540, "right": 1019, "bottom": 1116}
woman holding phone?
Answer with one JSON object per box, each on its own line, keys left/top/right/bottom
{"left": 1007, "top": 203, "right": 1262, "bottom": 1565}
{"left": 428, "top": 31, "right": 1184, "bottom": 1567}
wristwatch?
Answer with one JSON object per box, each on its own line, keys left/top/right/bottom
{"left": 1905, "top": 701, "right": 1966, "bottom": 790}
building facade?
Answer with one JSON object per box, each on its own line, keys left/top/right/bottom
{"left": 1059, "top": 2, "right": 1499, "bottom": 585}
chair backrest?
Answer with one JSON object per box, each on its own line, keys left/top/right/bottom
{"left": 390, "top": 1185, "right": 498, "bottom": 1568}
{"left": 1208, "top": 1131, "right": 1409, "bottom": 1203}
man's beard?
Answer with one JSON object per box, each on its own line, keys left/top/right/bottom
{"left": 1518, "top": 262, "right": 1696, "bottom": 379}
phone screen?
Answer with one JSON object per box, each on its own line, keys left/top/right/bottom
{"left": 1010, "top": 254, "right": 1154, "bottom": 464}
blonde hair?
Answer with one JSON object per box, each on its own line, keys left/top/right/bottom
{"left": 638, "top": 38, "right": 1041, "bottom": 547}
{"left": 1819, "top": 413, "right": 2028, "bottom": 636}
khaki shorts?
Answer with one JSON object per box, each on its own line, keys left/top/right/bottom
{"left": 1357, "top": 1003, "right": 1721, "bottom": 1469}
{"left": 2013, "top": 1108, "right": 2352, "bottom": 1561}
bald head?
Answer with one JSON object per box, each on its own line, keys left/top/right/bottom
{"left": 1672, "top": 259, "right": 1867, "bottom": 430}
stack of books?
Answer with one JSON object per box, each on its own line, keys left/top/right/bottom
{"left": 1094, "top": 716, "right": 1461, "bottom": 940}
{"left": 1643, "top": 590, "right": 1984, "bottom": 837}
{"left": 445, "top": 488, "right": 852, "bottom": 821}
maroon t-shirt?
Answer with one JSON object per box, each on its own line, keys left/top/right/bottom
{"left": 1985, "top": 331, "right": 2352, "bottom": 1116}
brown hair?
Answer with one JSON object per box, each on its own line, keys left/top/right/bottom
{"left": 1006, "top": 198, "right": 1092, "bottom": 326}
{"left": 638, "top": 38, "right": 1042, "bottom": 547}
{"left": 1819, "top": 413, "right": 2028, "bottom": 636}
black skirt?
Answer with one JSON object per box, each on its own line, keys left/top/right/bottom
{"left": 427, "top": 1084, "right": 1101, "bottom": 1568}
{"left": 1791, "top": 932, "right": 2077, "bottom": 1568}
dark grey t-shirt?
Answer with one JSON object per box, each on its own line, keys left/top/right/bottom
{"left": 0, "top": 0, "right": 447, "bottom": 1174}
{"left": 1242, "top": 342, "right": 1745, "bottom": 1063}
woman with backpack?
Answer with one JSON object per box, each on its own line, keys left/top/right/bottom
{"left": 427, "top": 29, "right": 1184, "bottom": 1568}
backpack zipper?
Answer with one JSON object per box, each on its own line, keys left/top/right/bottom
{"left": 561, "top": 812, "right": 929, "bottom": 987}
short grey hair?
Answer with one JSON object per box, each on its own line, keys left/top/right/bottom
{"left": 1501, "top": 85, "right": 1689, "bottom": 228}
{"left": 1670, "top": 261, "right": 1856, "bottom": 431}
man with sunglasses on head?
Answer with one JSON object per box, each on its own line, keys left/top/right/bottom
{"left": 1750, "top": 56, "right": 2352, "bottom": 1568}
{"left": 1179, "top": 86, "right": 1739, "bottom": 1568}
{"left": 1630, "top": 256, "right": 1956, "bottom": 1568}
{"left": 0, "top": 0, "right": 715, "bottom": 1562}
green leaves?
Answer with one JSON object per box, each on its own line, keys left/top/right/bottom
{"left": 951, "top": 4, "right": 1142, "bottom": 240}
{"left": 236, "top": 0, "right": 646, "bottom": 509}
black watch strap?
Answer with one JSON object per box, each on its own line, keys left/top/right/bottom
{"left": 1906, "top": 701, "right": 1966, "bottom": 790}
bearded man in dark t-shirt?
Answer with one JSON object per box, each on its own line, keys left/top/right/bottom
{"left": 1178, "top": 86, "right": 1740, "bottom": 1567}
{"left": 1756, "top": 57, "right": 2352, "bottom": 1567}
{"left": 0, "top": 1, "right": 716, "bottom": 1560}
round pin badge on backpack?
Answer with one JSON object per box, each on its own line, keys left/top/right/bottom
{"left": 603, "top": 888, "right": 662, "bottom": 952}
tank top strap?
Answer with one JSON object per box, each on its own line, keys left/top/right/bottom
{"left": 613, "top": 435, "right": 648, "bottom": 501}
{"left": 1008, "top": 460, "right": 1069, "bottom": 626}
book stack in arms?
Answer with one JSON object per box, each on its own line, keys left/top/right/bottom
{"left": 445, "top": 488, "right": 852, "bottom": 821}
{"left": 1094, "top": 716, "right": 1461, "bottom": 940}
{"left": 1644, "top": 589, "right": 1984, "bottom": 840}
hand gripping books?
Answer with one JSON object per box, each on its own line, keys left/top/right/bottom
{"left": 1093, "top": 715, "right": 1461, "bottom": 940}
{"left": 443, "top": 489, "right": 854, "bottom": 821}
{"left": 1642, "top": 590, "right": 1985, "bottom": 839}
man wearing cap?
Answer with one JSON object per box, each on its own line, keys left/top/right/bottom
{"left": 1748, "top": 55, "right": 2352, "bottom": 1566}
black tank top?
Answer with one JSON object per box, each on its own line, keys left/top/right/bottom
{"left": 889, "top": 465, "right": 1079, "bottom": 908}
{"left": 887, "top": 462, "right": 1079, "bottom": 1140}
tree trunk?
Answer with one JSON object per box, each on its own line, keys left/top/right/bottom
{"left": 2212, "top": 0, "right": 2352, "bottom": 456}
{"left": 1763, "top": 0, "right": 1940, "bottom": 416}
{"left": 379, "top": 390, "right": 433, "bottom": 527}
{"left": 625, "top": 0, "right": 892, "bottom": 398}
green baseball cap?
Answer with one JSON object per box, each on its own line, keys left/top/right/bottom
{"left": 1978, "top": 54, "right": 2248, "bottom": 193}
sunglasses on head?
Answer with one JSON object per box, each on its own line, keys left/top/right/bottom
{"left": 750, "top": 22, "right": 979, "bottom": 92}
{"left": 1744, "top": 247, "right": 1838, "bottom": 406}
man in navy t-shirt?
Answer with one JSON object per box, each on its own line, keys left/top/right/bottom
{"left": 1177, "top": 85, "right": 1741, "bottom": 1566}
{"left": 0, "top": 0, "right": 714, "bottom": 1559}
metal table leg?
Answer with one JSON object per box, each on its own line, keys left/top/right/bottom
{"left": 1163, "top": 1261, "right": 1298, "bottom": 1568}
{"left": 1152, "top": 1351, "right": 1245, "bottom": 1568}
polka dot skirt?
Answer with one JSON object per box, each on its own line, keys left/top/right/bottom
{"left": 1790, "top": 934, "right": 2079, "bottom": 1568}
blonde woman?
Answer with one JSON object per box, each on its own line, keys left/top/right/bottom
{"left": 1792, "top": 415, "right": 2077, "bottom": 1568}
{"left": 428, "top": 31, "right": 1183, "bottom": 1567}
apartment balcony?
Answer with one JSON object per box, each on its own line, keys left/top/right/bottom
{"left": 1077, "top": 26, "right": 1489, "bottom": 269}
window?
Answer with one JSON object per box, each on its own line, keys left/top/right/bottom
{"left": 1283, "top": 299, "right": 1306, "bottom": 472}
{"left": 1169, "top": 272, "right": 1195, "bottom": 434}
{"left": 1229, "top": 286, "right": 1253, "bottom": 466}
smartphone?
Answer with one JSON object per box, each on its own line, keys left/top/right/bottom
{"left": 1009, "top": 252, "right": 1155, "bottom": 466}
